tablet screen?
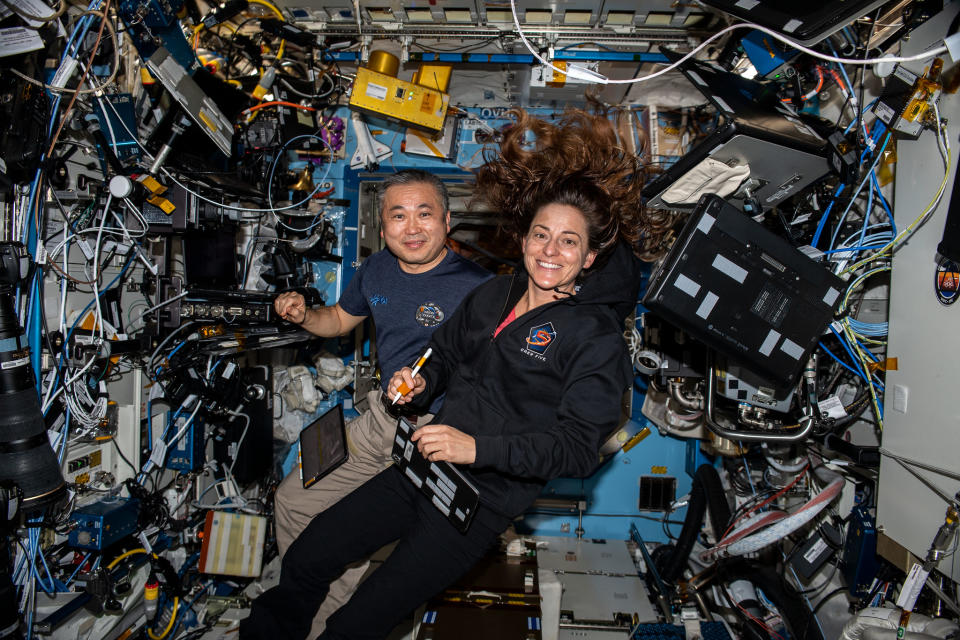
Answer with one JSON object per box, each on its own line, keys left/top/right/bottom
{"left": 299, "top": 404, "right": 348, "bottom": 488}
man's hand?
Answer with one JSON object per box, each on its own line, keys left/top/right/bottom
{"left": 411, "top": 425, "right": 476, "bottom": 464}
{"left": 387, "top": 367, "right": 425, "bottom": 404}
{"left": 275, "top": 291, "right": 307, "bottom": 325}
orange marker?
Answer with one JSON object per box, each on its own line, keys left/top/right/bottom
{"left": 392, "top": 347, "right": 432, "bottom": 405}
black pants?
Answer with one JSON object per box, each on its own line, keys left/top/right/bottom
{"left": 241, "top": 467, "right": 508, "bottom": 640}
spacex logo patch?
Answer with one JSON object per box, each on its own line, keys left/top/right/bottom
{"left": 522, "top": 322, "right": 556, "bottom": 361}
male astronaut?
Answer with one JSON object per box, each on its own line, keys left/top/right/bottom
{"left": 271, "top": 169, "right": 490, "bottom": 636}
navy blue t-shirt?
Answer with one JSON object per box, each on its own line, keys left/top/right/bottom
{"left": 338, "top": 248, "right": 491, "bottom": 413}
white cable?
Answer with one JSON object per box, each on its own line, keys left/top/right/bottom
{"left": 99, "top": 95, "right": 331, "bottom": 215}
{"left": 92, "top": 194, "right": 112, "bottom": 343}
{"left": 146, "top": 321, "right": 197, "bottom": 375}
{"left": 97, "top": 96, "right": 120, "bottom": 156}
{"left": 226, "top": 407, "right": 251, "bottom": 475}
{"left": 132, "top": 290, "right": 189, "bottom": 327}
{"left": 168, "top": 398, "right": 203, "bottom": 448}
{"left": 45, "top": 227, "right": 133, "bottom": 262}
{"left": 117, "top": 200, "right": 148, "bottom": 238}
{"left": 509, "top": 0, "right": 948, "bottom": 86}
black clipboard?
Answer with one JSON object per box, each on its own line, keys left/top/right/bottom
{"left": 299, "top": 404, "right": 349, "bottom": 489}
{"left": 392, "top": 417, "right": 480, "bottom": 533}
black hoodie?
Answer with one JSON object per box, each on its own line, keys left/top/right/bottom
{"left": 415, "top": 242, "right": 645, "bottom": 520}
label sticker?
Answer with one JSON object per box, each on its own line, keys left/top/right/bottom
{"left": 50, "top": 56, "right": 78, "bottom": 89}
{"left": 823, "top": 287, "right": 840, "bottom": 307}
{"left": 873, "top": 101, "right": 896, "bottom": 125}
{"left": 673, "top": 273, "right": 701, "bottom": 298}
{"left": 803, "top": 538, "right": 829, "bottom": 564}
{"left": 896, "top": 564, "right": 930, "bottom": 609}
{"left": 818, "top": 395, "right": 848, "bottom": 419}
{"left": 751, "top": 283, "right": 791, "bottom": 329}
{"left": 404, "top": 466, "right": 424, "bottom": 488}
{"left": 759, "top": 329, "right": 781, "bottom": 357}
{"left": 365, "top": 82, "right": 388, "bottom": 101}
{"left": 696, "top": 291, "right": 718, "bottom": 319}
{"left": 696, "top": 213, "right": 716, "bottom": 235}
{"left": 780, "top": 337, "right": 804, "bottom": 360}
{"left": 712, "top": 254, "right": 748, "bottom": 283}
{"left": 782, "top": 19, "right": 803, "bottom": 33}
{"left": 712, "top": 95, "right": 733, "bottom": 114}
{"left": 431, "top": 494, "right": 451, "bottom": 516}
{"left": 0, "top": 357, "right": 28, "bottom": 370}
{"left": 0, "top": 27, "right": 44, "bottom": 58}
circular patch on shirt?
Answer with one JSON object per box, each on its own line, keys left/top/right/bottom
{"left": 935, "top": 257, "right": 959, "bottom": 306}
{"left": 416, "top": 302, "right": 445, "bottom": 327}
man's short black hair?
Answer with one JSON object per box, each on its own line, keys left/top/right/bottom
{"left": 379, "top": 170, "right": 449, "bottom": 215}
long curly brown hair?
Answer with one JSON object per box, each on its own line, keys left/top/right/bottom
{"left": 473, "top": 108, "right": 673, "bottom": 262}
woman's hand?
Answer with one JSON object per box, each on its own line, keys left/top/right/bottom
{"left": 387, "top": 367, "right": 425, "bottom": 404}
{"left": 411, "top": 425, "right": 476, "bottom": 464}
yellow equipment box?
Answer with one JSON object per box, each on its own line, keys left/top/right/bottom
{"left": 349, "top": 67, "right": 449, "bottom": 134}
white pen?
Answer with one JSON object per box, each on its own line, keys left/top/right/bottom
{"left": 391, "top": 347, "right": 432, "bottom": 405}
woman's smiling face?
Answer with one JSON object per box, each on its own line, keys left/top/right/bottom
{"left": 522, "top": 203, "right": 597, "bottom": 299}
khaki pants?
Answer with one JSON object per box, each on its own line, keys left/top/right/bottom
{"left": 273, "top": 390, "right": 431, "bottom": 638}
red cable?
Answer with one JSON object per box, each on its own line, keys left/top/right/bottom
{"left": 720, "top": 465, "right": 809, "bottom": 540}
{"left": 733, "top": 598, "right": 788, "bottom": 640}
{"left": 242, "top": 101, "right": 317, "bottom": 115}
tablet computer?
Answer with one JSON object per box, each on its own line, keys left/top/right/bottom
{"left": 392, "top": 417, "right": 480, "bottom": 533}
{"left": 299, "top": 404, "right": 348, "bottom": 489}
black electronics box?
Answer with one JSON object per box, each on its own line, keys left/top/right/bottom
{"left": 790, "top": 522, "right": 842, "bottom": 580}
{"left": 699, "top": 0, "right": 885, "bottom": 46}
{"left": 415, "top": 604, "right": 542, "bottom": 640}
{"left": 641, "top": 49, "right": 830, "bottom": 214}
{"left": 417, "top": 553, "right": 542, "bottom": 640}
{"left": 442, "top": 553, "right": 540, "bottom": 608}
{"left": 643, "top": 195, "right": 844, "bottom": 387}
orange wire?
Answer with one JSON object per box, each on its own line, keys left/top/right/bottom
{"left": 242, "top": 101, "right": 317, "bottom": 115}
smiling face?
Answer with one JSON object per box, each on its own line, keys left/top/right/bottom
{"left": 380, "top": 182, "right": 451, "bottom": 274}
{"left": 521, "top": 203, "right": 597, "bottom": 302}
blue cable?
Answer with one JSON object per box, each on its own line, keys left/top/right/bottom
{"left": 820, "top": 244, "right": 886, "bottom": 255}
{"left": 818, "top": 341, "right": 867, "bottom": 383}
{"left": 741, "top": 455, "right": 757, "bottom": 497}
{"left": 851, "top": 169, "right": 875, "bottom": 252}
{"left": 27, "top": 523, "right": 55, "bottom": 596}
{"left": 848, "top": 317, "right": 888, "bottom": 338}
{"left": 828, "top": 134, "right": 890, "bottom": 251}
{"left": 871, "top": 171, "right": 896, "bottom": 234}
{"left": 169, "top": 587, "right": 207, "bottom": 638}
{"left": 65, "top": 553, "right": 92, "bottom": 586}
{"left": 209, "top": 357, "right": 224, "bottom": 379}
{"left": 828, "top": 326, "right": 884, "bottom": 393}
{"left": 812, "top": 183, "right": 846, "bottom": 248}
{"left": 158, "top": 338, "right": 188, "bottom": 369}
